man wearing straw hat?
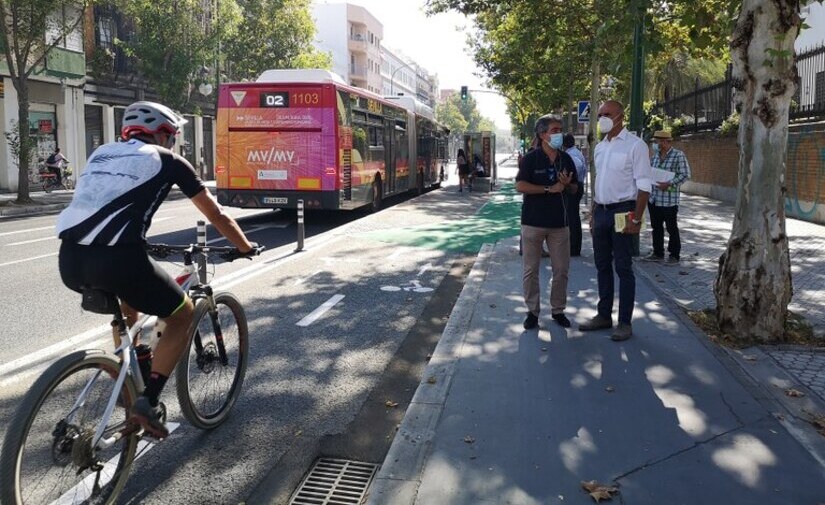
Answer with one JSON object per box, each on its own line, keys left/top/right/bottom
{"left": 642, "top": 130, "right": 691, "bottom": 264}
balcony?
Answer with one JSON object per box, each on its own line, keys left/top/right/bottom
{"left": 349, "top": 64, "right": 368, "bottom": 82}
{"left": 349, "top": 34, "right": 368, "bottom": 53}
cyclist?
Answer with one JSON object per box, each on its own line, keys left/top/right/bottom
{"left": 56, "top": 101, "right": 256, "bottom": 439}
{"left": 45, "top": 147, "right": 69, "bottom": 186}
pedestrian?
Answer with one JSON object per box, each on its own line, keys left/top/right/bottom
{"left": 473, "top": 154, "right": 486, "bottom": 178}
{"left": 642, "top": 130, "right": 691, "bottom": 264}
{"left": 579, "top": 100, "right": 653, "bottom": 341}
{"left": 516, "top": 114, "right": 579, "bottom": 330}
{"left": 563, "top": 134, "right": 587, "bottom": 256}
{"left": 456, "top": 148, "right": 470, "bottom": 193}
{"left": 45, "top": 147, "right": 69, "bottom": 186}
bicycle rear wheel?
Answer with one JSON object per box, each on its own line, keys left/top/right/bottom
{"left": 175, "top": 292, "right": 249, "bottom": 429}
{"left": 0, "top": 350, "right": 139, "bottom": 505}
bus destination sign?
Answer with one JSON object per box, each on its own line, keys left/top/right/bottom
{"left": 260, "top": 92, "right": 289, "bottom": 108}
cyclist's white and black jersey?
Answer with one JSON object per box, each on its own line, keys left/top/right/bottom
{"left": 56, "top": 139, "right": 205, "bottom": 245}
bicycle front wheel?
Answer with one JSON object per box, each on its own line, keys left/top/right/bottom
{"left": 176, "top": 292, "right": 249, "bottom": 429}
{"left": 0, "top": 350, "right": 139, "bottom": 505}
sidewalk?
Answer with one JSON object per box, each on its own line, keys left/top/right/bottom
{"left": 369, "top": 189, "right": 825, "bottom": 504}
{"left": 0, "top": 180, "right": 217, "bottom": 218}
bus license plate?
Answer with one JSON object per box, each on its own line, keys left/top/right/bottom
{"left": 262, "top": 197, "right": 288, "bottom": 205}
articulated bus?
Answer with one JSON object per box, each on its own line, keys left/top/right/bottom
{"left": 215, "top": 69, "right": 449, "bottom": 211}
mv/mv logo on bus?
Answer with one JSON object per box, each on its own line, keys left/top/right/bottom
{"left": 247, "top": 148, "right": 297, "bottom": 164}
{"left": 260, "top": 92, "right": 289, "bottom": 108}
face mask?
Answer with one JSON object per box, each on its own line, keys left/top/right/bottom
{"left": 651, "top": 142, "right": 660, "bottom": 154}
{"left": 548, "top": 133, "right": 563, "bottom": 150}
{"left": 598, "top": 116, "right": 614, "bottom": 133}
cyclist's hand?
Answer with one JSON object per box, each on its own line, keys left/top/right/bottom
{"left": 220, "top": 243, "right": 264, "bottom": 261}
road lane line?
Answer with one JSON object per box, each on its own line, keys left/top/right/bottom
{"left": 296, "top": 294, "right": 345, "bottom": 327}
{"left": 0, "top": 225, "right": 54, "bottom": 237}
{"left": 1, "top": 233, "right": 344, "bottom": 386}
{"left": 6, "top": 236, "right": 56, "bottom": 246}
{"left": 0, "top": 252, "right": 58, "bottom": 267}
{"left": 52, "top": 422, "right": 181, "bottom": 505}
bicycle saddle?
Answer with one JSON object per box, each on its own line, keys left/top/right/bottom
{"left": 81, "top": 287, "right": 120, "bottom": 314}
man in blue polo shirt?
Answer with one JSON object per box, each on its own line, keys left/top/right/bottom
{"left": 516, "top": 115, "right": 579, "bottom": 330}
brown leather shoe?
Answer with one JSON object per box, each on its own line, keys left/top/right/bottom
{"left": 579, "top": 315, "right": 613, "bottom": 331}
{"left": 611, "top": 323, "right": 633, "bottom": 341}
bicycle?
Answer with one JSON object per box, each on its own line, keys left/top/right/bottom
{"left": 0, "top": 241, "right": 264, "bottom": 505}
{"left": 40, "top": 164, "right": 73, "bottom": 193}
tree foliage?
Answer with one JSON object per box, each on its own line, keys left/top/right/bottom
{"left": 222, "top": 0, "right": 331, "bottom": 82}
{"left": 436, "top": 92, "right": 495, "bottom": 135}
{"left": 426, "top": 0, "right": 736, "bottom": 126}
{"left": 113, "top": 0, "right": 241, "bottom": 108}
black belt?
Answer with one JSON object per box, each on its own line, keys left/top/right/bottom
{"left": 594, "top": 200, "right": 636, "bottom": 210}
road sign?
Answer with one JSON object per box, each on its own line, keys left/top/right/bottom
{"left": 578, "top": 101, "right": 590, "bottom": 123}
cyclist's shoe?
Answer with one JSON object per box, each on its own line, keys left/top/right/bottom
{"left": 129, "top": 397, "right": 169, "bottom": 439}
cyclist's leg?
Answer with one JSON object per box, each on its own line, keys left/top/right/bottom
{"left": 112, "top": 302, "right": 139, "bottom": 347}
{"left": 150, "top": 298, "right": 194, "bottom": 377}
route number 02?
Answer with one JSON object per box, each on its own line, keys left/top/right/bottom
{"left": 260, "top": 92, "right": 289, "bottom": 108}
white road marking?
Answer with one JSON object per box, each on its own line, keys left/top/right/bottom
{"left": 294, "top": 269, "right": 323, "bottom": 286}
{"left": 0, "top": 252, "right": 58, "bottom": 267}
{"left": 6, "top": 236, "right": 56, "bottom": 246}
{"left": 417, "top": 263, "right": 432, "bottom": 277}
{"left": 0, "top": 225, "right": 54, "bottom": 237}
{"left": 0, "top": 233, "right": 344, "bottom": 386}
{"left": 388, "top": 247, "right": 408, "bottom": 260}
{"left": 296, "top": 294, "right": 345, "bottom": 327}
{"left": 52, "top": 422, "right": 181, "bottom": 505}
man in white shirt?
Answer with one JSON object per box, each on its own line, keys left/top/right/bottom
{"left": 579, "top": 100, "right": 653, "bottom": 341}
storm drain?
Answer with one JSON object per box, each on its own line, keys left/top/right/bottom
{"left": 289, "top": 458, "right": 379, "bottom": 505}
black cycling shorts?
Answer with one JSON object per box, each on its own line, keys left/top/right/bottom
{"left": 59, "top": 241, "right": 186, "bottom": 318}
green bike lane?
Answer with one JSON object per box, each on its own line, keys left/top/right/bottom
{"left": 358, "top": 183, "right": 522, "bottom": 254}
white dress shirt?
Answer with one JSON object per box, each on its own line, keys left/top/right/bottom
{"left": 593, "top": 128, "right": 653, "bottom": 204}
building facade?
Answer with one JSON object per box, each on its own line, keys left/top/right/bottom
{"left": 312, "top": 2, "right": 384, "bottom": 94}
{"left": 380, "top": 46, "right": 417, "bottom": 98}
{"left": 0, "top": 4, "right": 218, "bottom": 191}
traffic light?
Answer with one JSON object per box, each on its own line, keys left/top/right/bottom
{"left": 460, "top": 86, "right": 468, "bottom": 101}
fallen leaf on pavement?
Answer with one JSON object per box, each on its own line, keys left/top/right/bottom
{"left": 490, "top": 304, "right": 497, "bottom": 308}
{"left": 774, "top": 413, "right": 786, "bottom": 421}
{"left": 464, "top": 435, "right": 475, "bottom": 444}
{"left": 605, "top": 386, "right": 616, "bottom": 393}
{"left": 385, "top": 400, "right": 399, "bottom": 408}
{"left": 807, "top": 412, "right": 825, "bottom": 436}
{"left": 427, "top": 375, "right": 437, "bottom": 384}
{"left": 678, "top": 271, "right": 689, "bottom": 276}
{"left": 581, "top": 481, "right": 619, "bottom": 502}
{"left": 295, "top": 430, "right": 302, "bottom": 437}
{"left": 785, "top": 388, "right": 805, "bottom": 398}
{"left": 742, "top": 355, "right": 758, "bottom": 361}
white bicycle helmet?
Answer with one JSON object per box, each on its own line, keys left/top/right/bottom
{"left": 121, "top": 101, "right": 187, "bottom": 140}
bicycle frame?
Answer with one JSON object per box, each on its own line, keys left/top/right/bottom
{"left": 77, "top": 261, "right": 200, "bottom": 450}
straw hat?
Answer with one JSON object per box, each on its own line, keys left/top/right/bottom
{"left": 652, "top": 130, "right": 673, "bottom": 140}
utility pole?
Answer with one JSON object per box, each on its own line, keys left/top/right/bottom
{"left": 628, "top": 0, "right": 647, "bottom": 135}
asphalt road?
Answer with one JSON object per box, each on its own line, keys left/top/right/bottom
{"left": 0, "top": 161, "right": 511, "bottom": 504}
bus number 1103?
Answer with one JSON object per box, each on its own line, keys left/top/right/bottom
{"left": 294, "top": 93, "right": 320, "bottom": 106}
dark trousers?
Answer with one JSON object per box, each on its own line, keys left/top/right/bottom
{"left": 648, "top": 203, "right": 680, "bottom": 259}
{"left": 567, "top": 185, "right": 584, "bottom": 256}
{"left": 592, "top": 202, "right": 636, "bottom": 324}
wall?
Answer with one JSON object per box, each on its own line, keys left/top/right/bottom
{"left": 312, "top": 3, "right": 349, "bottom": 81}
{"left": 674, "top": 125, "right": 825, "bottom": 224}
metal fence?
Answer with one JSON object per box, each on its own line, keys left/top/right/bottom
{"left": 652, "top": 43, "right": 825, "bottom": 133}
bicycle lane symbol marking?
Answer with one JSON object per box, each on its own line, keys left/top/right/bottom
{"left": 381, "top": 263, "right": 435, "bottom": 293}
{"left": 54, "top": 422, "right": 181, "bottom": 505}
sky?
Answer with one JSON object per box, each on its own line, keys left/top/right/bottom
{"left": 325, "top": 0, "right": 511, "bottom": 131}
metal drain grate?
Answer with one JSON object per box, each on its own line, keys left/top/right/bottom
{"left": 289, "top": 457, "right": 379, "bottom": 505}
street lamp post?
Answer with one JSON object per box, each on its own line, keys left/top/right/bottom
{"left": 390, "top": 60, "right": 418, "bottom": 96}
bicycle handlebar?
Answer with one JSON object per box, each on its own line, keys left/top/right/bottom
{"left": 146, "top": 243, "right": 265, "bottom": 262}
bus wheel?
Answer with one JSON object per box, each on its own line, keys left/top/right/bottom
{"left": 371, "top": 179, "right": 382, "bottom": 212}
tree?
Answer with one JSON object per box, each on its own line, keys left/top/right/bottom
{"left": 713, "top": 0, "right": 802, "bottom": 341}
{"left": 436, "top": 92, "right": 495, "bottom": 135}
{"left": 0, "top": 0, "right": 90, "bottom": 203}
{"left": 222, "top": 0, "right": 330, "bottom": 82}
{"left": 435, "top": 96, "right": 468, "bottom": 133}
{"left": 114, "top": 0, "right": 241, "bottom": 109}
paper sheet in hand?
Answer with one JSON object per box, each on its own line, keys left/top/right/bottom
{"left": 652, "top": 168, "right": 674, "bottom": 183}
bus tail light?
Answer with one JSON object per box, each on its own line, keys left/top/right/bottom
{"left": 325, "top": 167, "right": 336, "bottom": 175}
